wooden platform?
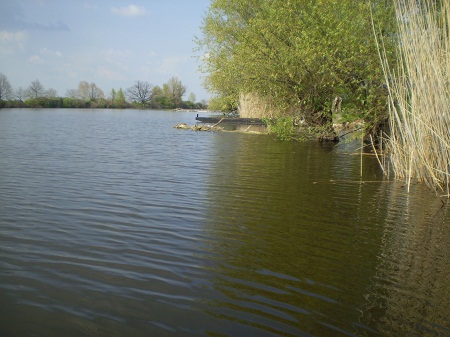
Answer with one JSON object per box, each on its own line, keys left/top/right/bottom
{"left": 195, "top": 115, "right": 266, "bottom": 126}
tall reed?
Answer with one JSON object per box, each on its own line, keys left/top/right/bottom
{"left": 376, "top": 0, "right": 450, "bottom": 196}
{"left": 239, "top": 93, "right": 278, "bottom": 118}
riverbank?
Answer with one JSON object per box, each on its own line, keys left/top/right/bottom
{"left": 175, "top": 115, "right": 365, "bottom": 140}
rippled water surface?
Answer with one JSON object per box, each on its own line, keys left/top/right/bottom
{"left": 0, "top": 109, "right": 449, "bottom": 337}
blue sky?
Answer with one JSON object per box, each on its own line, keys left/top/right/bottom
{"left": 0, "top": 0, "right": 212, "bottom": 101}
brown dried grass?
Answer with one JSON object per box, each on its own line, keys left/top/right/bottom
{"left": 238, "top": 93, "right": 278, "bottom": 118}
{"left": 375, "top": 0, "right": 450, "bottom": 196}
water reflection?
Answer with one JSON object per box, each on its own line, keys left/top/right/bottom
{"left": 360, "top": 186, "right": 450, "bottom": 337}
{"left": 203, "top": 132, "right": 450, "bottom": 336}
{"left": 0, "top": 110, "right": 448, "bottom": 336}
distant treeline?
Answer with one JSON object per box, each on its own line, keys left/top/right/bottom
{"left": 0, "top": 97, "right": 207, "bottom": 110}
{"left": 0, "top": 75, "right": 208, "bottom": 110}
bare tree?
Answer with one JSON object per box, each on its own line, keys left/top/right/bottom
{"left": 26, "top": 79, "right": 45, "bottom": 98}
{"left": 77, "top": 81, "right": 104, "bottom": 101}
{"left": 65, "top": 88, "right": 78, "bottom": 99}
{"left": 126, "top": 81, "right": 153, "bottom": 107}
{"left": 45, "top": 88, "right": 58, "bottom": 98}
{"left": 88, "top": 83, "right": 104, "bottom": 100}
{"left": 15, "top": 87, "right": 25, "bottom": 102}
{"left": 0, "top": 73, "right": 13, "bottom": 100}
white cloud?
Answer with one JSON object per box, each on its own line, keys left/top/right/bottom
{"left": 110, "top": 5, "right": 146, "bottom": 17}
{"left": 0, "top": 30, "right": 27, "bottom": 55}
{"left": 0, "top": 31, "right": 26, "bottom": 42}
{"left": 29, "top": 55, "right": 45, "bottom": 64}
{"left": 27, "top": 47, "right": 63, "bottom": 65}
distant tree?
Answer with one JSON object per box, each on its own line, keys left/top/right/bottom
{"left": 45, "top": 88, "right": 58, "bottom": 98}
{"left": 188, "top": 92, "right": 196, "bottom": 103}
{"left": 0, "top": 73, "right": 13, "bottom": 100}
{"left": 207, "top": 96, "right": 229, "bottom": 112}
{"left": 165, "top": 77, "right": 186, "bottom": 107}
{"left": 115, "top": 88, "right": 126, "bottom": 108}
{"left": 126, "top": 81, "right": 153, "bottom": 108}
{"left": 25, "top": 79, "right": 45, "bottom": 99}
{"left": 148, "top": 85, "right": 167, "bottom": 108}
{"left": 88, "top": 83, "right": 104, "bottom": 100}
{"left": 77, "top": 81, "right": 90, "bottom": 100}
{"left": 15, "top": 87, "right": 25, "bottom": 102}
{"left": 65, "top": 88, "right": 78, "bottom": 99}
{"left": 110, "top": 88, "right": 116, "bottom": 100}
{"left": 77, "top": 81, "right": 104, "bottom": 101}
{"left": 162, "top": 83, "right": 171, "bottom": 98}
{"left": 151, "top": 85, "right": 163, "bottom": 97}
{"left": 62, "top": 97, "right": 73, "bottom": 108}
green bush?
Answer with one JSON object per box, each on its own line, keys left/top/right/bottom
{"left": 264, "top": 117, "right": 297, "bottom": 141}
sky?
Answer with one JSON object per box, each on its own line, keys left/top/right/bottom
{"left": 0, "top": 0, "right": 212, "bottom": 101}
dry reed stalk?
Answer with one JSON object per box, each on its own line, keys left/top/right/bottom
{"left": 238, "top": 93, "right": 277, "bottom": 118}
{"left": 374, "top": 0, "right": 450, "bottom": 196}
{"left": 238, "top": 93, "right": 296, "bottom": 118}
{"left": 361, "top": 135, "right": 364, "bottom": 177}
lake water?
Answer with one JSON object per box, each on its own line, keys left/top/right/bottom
{"left": 0, "top": 109, "right": 449, "bottom": 337}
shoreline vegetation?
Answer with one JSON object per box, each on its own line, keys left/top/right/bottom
{"left": 0, "top": 97, "right": 208, "bottom": 111}
{"left": 174, "top": 116, "right": 364, "bottom": 143}
{"left": 375, "top": 0, "right": 450, "bottom": 196}
{"left": 196, "top": 0, "right": 449, "bottom": 196}
{"left": 0, "top": 77, "right": 208, "bottom": 111}
{"left": 196, "top": 0, "right": 395, "bottom": 140}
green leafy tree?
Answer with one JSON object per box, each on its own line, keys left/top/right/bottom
{"left": 188, "top": 92, "right": 196, "bottom": 104}
{"left": 164, "top": 77, "right": 187, "bottom": 108}
{"left": 152, "top": 83, "right": 175, "bottom": 109}
{"left": 197, "top": 0, "right": 397, "bottom": 133}
{"left": 110, "top": 88, "right": 116, "bottom": 106}
{"left": 115, "top": 88, "right": 126, "bottom": 108}
{"left": 63, "top": 97, "right": 73, "bottom": 108}
{"left": 152, "top": 85, "right": 163, "bottom": 98}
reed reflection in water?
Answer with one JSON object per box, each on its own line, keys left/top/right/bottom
{"left": 0, "top": 109, "right": 448, "bottom": 337}
{"left": 202, "top": 132, "right": 450, "bottom": 337}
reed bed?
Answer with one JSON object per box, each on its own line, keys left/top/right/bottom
{"left": 376, "top": 0, "right": 450, "bottom": 196}
{"left": 238, "top": 93, "right": 278, "bottom": 118}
